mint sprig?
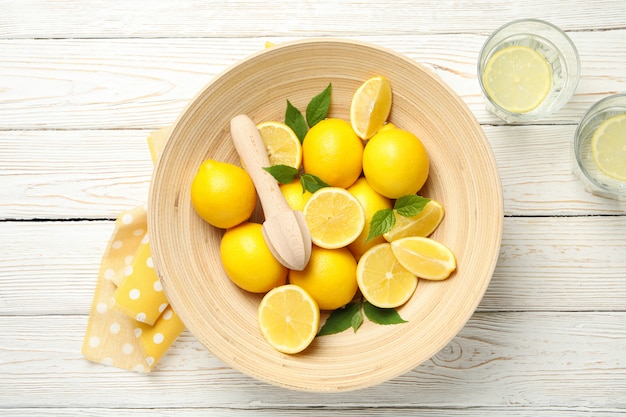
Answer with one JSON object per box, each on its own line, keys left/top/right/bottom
{"left": 317, "top": 299, "right": 407, "bottom": 337}
{"left": 285, "top": 83, "right": 332, "bottom": 144}
{"left": 306, "top": 83, "right": 332, "bottom": 128}
{"left": 366, "top": 195, "right": 431, "bottom": 242}
{"left": 263, "top": 165, "right": 299, "bottom": 184}
{"left": 285, "top": 100, "right": 308, "bottom": 144}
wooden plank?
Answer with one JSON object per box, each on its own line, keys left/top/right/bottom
{"left": 0, "top": 216, "right": 624, "bottom": 315}
{"left": 1, "top": 407, "right": 625, "bottom": 417}
{"left": 0, "top": 30, "right": 624, "bottom": 129}
{"left": 2, "top": 0, "right": 625, "bottom": 38}
{"left": 0, "top": 312, "right": 624, "bottom": 409}
{"left": 2, "top": 126, "right": 625, "bottom": 220}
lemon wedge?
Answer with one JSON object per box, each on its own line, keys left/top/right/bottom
{"left": 390, "top": 237, "right": 456, "bottom": 281}
{"left": 350, "top": 76, "right": 392, "bottom": 139}
{"left": 256, "top": 121, "right": 302, "bottom": 169}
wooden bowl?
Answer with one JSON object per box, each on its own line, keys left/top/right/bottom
{"left": 148, "top": 39, "right": 503, "bottom": 392}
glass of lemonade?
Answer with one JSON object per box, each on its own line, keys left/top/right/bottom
{"left": 574, "top": 94, "right": 626, "bottom": 200}
{"left": 478, "top": 19, "right": 580, "bottom": 123}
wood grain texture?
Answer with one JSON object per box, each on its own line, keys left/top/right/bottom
{"left": 2, "top": 126, "right": 625, "bottom": 220}
{"left": 1, "top": 217, "right": 624, "bottom": 315}
{"left": 2, "top": 0, "right": 625, "bottom": 38}
{"left": 0, "top": 30, "right": 625, "bottom": 129}
{"left": 0, "top": 313, "right": 625, "bottom": 409}
{"left": 2, "top": 0, "right": 626, "bottom": 414}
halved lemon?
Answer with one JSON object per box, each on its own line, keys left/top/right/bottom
{"left": 482, "top": 45, "right": 552, "bottom": 114}
{"left": 350, "top": 76, "right": 393, "bottom": 139}
{"left": 383, "top": 200, "right": 444, "bottom": 242}
{"left": 256, "top": 121, "right": 302, "bottom": 169}
{"left": 303, "top": 187, "right": 365, "bottom": 249}
{"left": 390, "top": 237, "right": 456, "bottom": 281}
{"left": 356, "top": 243, "right": 418, "bottom": 308}
{"left": 258, "top": 284, "right": 320, "bottom": 354}
{"left": 591, "top": 114, "right": 626, "bottom": 181}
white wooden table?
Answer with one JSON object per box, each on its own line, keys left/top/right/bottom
{"left": 2, "top": 1, "right": 626, "bottom": 415}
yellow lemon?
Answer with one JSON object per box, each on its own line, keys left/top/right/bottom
{"left": 350, "top": 76, "right": 393, "bottom": 139}
{"left": 591, "top": 114, "right": 626, "bottom": 181}
{"left": 483, "top": 45, "right": 552, "bottom": 113}
{"left": 258, "top": 284, "right": 320, "bottom": 354}
{"left": 220, "top": 222, "right": 288, "bottom": 293}
{"left": 347, "top": 177, "right": 393, "bottom": 260}
{"left": 302, "top": 118, "right": 364, "bottom": 188}
{"left": 257, "top": 121, "right": 302, "bottom": 169}
{"left": 280, "top": 179, "right": 312, "bottom": 211}
{"left": 362, "top": 128, "right": 429, "bottom": 199}
{"left": 191, "top": 159, "right": 257, "bottom": 229}
{"left": 289, "top": 246, "right": 358, "bottom": 311}
{"left": 390, "top": 237, "right": 456, "bottom": 281}
{"left": 383, "top": 199, "right": 444, "bottom": 242}
{"left": 356, "top": 243, "right": 418, "bottom": 308}
{"left": 303, "top": 187, "right": 365, "bottom": 249}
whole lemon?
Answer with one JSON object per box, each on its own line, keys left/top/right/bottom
{"left": 362, "top": 128, "right": 429, "bottom": 199}
{"left": 220, "top": 222, "right": 288, "bottom": 293}
{"left": 302, "top": 118, "right": 364, "bottom": 188}
{"left": 280, "top": 179, "right": 312, "bottom": 211}
{"left": 347, "top": 177, "right": 393, "bottom": 260}
{"left": 289, "top": 245, "right": 358, "bottom": 310}
{"left": 191, "top": 159, "right": 257, "bottom": 229}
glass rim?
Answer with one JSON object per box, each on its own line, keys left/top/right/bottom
{"left": 477, "top": 18, "right": 580, "bottom": 121}
{"left": 573, "top": 93, "right": 626, "bottom": 195}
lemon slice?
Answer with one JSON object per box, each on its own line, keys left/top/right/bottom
{"left": 390, "top": 237, "right": 456, "bottom": 281}
{"left": 356, "top": 243, "right": 418, "bottom": 308}
{"left": 591, "top": 114, "right": 626, "bottom": 181}
{"left": 256, "top": 121, "right": 302, "bottom": 169}
{"left": 258, "top": 284, "right": 320, "bottom": 354}
{"left": 303, "top": 187, "right": 365, "bottom": 249}
{"left": 350, "top": 76, "right": 392, "bottom": 139}
{"left": 482, "top": 45, "right": 552, "bottom": 114}
{"left": 383, "top": 200, "right": 444, "bottom": 242}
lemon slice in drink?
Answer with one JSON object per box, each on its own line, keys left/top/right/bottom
{"left": 591, "top": 114, "right": 626, "bottom": 181}
{"left": 483, "top": 45, "right": 552, "bottom": 113}
{"left": 356, "top": 243, "right": 418, "bottom": 308}
{"left": 303, "top": 187, "right": 365, "bottom": 249}
{"left": 350, "top": 76, "right": 392, "bottom": 139}
{"left": 257, "top": 121, "right": 302, "bottom": 169}
{"left": 390, "top": 237, "right": 456, "bottom": 281}
{"left": 383, "top": 200, "right": 444, "bottom": 242}
{"left": 258, "top": 285, "right": 320, "bottom": 354}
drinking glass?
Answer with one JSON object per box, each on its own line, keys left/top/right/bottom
{"left": 478, "top": 19, "right": 580, "bottom": 123}
{"left": 573, "top": 94, "right": 626, "bottom": 200}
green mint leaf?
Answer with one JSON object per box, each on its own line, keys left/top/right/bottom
{"left": 285, "top": 100, "right": 308, "bottom": 143}
{"left": 306, "top": 83, "right": 332, "bottom": 128}
{"left": 300, "top": 174, "right": 330, "bottom": 193}
{"left": 395, "top": 195, "right": 431, "bottom": 217}
{"left": 366, "top": 208, "right": 395, "bottom": 242}
{"left": 351, "top": 306, "right": 364, "bottom": 333}
{"left": 317, "top": 302, "right": 362, "bottom": 336}
{"left": 263, "top": 165, "right": 299, "bottom": 184}
{"left": 363, "top": 301, "right": 408, "bottom": 325}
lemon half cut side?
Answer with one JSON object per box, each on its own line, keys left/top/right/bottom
{"left": 258, "top": 285, "right": 320, "bottom": 354}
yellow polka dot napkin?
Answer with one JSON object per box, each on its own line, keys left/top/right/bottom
{"left": 82, "top": 128, "right": 185, "bottom": 372}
